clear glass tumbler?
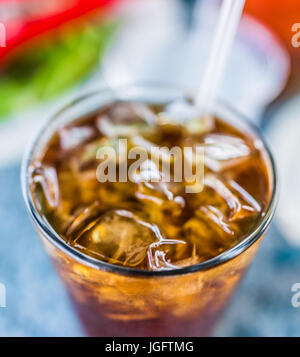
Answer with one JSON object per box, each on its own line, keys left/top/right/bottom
{"left": 22, "top": 85, "right": 277, "bottom": 337}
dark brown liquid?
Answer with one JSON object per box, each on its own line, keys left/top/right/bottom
{"left": 29, "top": 101, "right": 271, "bottom": 271}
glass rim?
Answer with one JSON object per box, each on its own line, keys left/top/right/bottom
{"left": 21, "top": 83, "right": 277, "bottom": 277}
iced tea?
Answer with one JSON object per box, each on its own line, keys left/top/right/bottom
{"left": 23, "top": 87, "right": 276, "bottom": 336}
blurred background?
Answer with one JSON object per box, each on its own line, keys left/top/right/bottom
{"left": 0, "top": 0, "right": 299, "bottom": 336}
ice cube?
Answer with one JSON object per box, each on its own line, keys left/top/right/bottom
{"left": 96, "top": 102, "right": 156, "bottom": 137}
{"left": 30, "top": 163, "right": 59, "bottom": 209}
{"left": 161, "top": 99, "right": 214, "bottom": 134}
{"left": 130, "top": 136, "right": 167, "bottom": 163}
{"left": 65, "top": 201, "right": 103, "bottom": 242}
{"left": 147, "top": 249, "right": 178, "bottom": 271}
{"left": 204, "top": 174, "right": 241, "bottom": 217}
{"left": 171, "top": 254, "right": 200, "bottom": 268}
{"left": 183, "top": 216, "right": 232, "bottom": 260}
{"left": 59, "top": 126, "right": 95, "bottom": 151}
{"left": 72, "top": 210, "right": 162, "bottom": 268}
{"left": 204, "top": 174, "right": 260, "bottom": 221}
{"left": 197, "top": 205, "right": 234, "bottom": 235}
{"left": 128, "top": 156, "right": 185, "bottom": 211}
{"left": 147, "top": 239, "right": 187, "bottom": 271}
{"left": 229, "top": 179, "right": 261, "bottom": 213}
{"left": 169, "top": 243, "right": 201, "bottom": 268}
{"left": 204, "top": 134, "right": 250, "bottom": 172}
{"left": 163, "top": 99, "right": 198, "bottom": 124}
{"left": 135, "top": 180, "right": 185, "bottom": 223}
{"left": 129, "top": 159, "right": 161, "bottom": 183}
{"left": 105, "top": 102, "right": 157, "bottom": 126}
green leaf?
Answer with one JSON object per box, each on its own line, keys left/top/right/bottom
{"left": 0, "top": 20, "right": 118, "bottom": 120}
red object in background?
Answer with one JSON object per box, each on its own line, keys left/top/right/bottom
{"left": 245, "top": 0, "right": 300, "bottom": 54}
{"left": 0, "top": 0, "right": 123, "bottom": 62}
{"left": 245, "top": 0, "right": 300, "bottom": 95}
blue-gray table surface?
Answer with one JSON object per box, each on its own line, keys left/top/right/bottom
{"left": 0, "top": 163, "right": 299, "bottom": 337}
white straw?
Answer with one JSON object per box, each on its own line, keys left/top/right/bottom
{"left": 195, "top": 0, "right": 246, "bottom": 116}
